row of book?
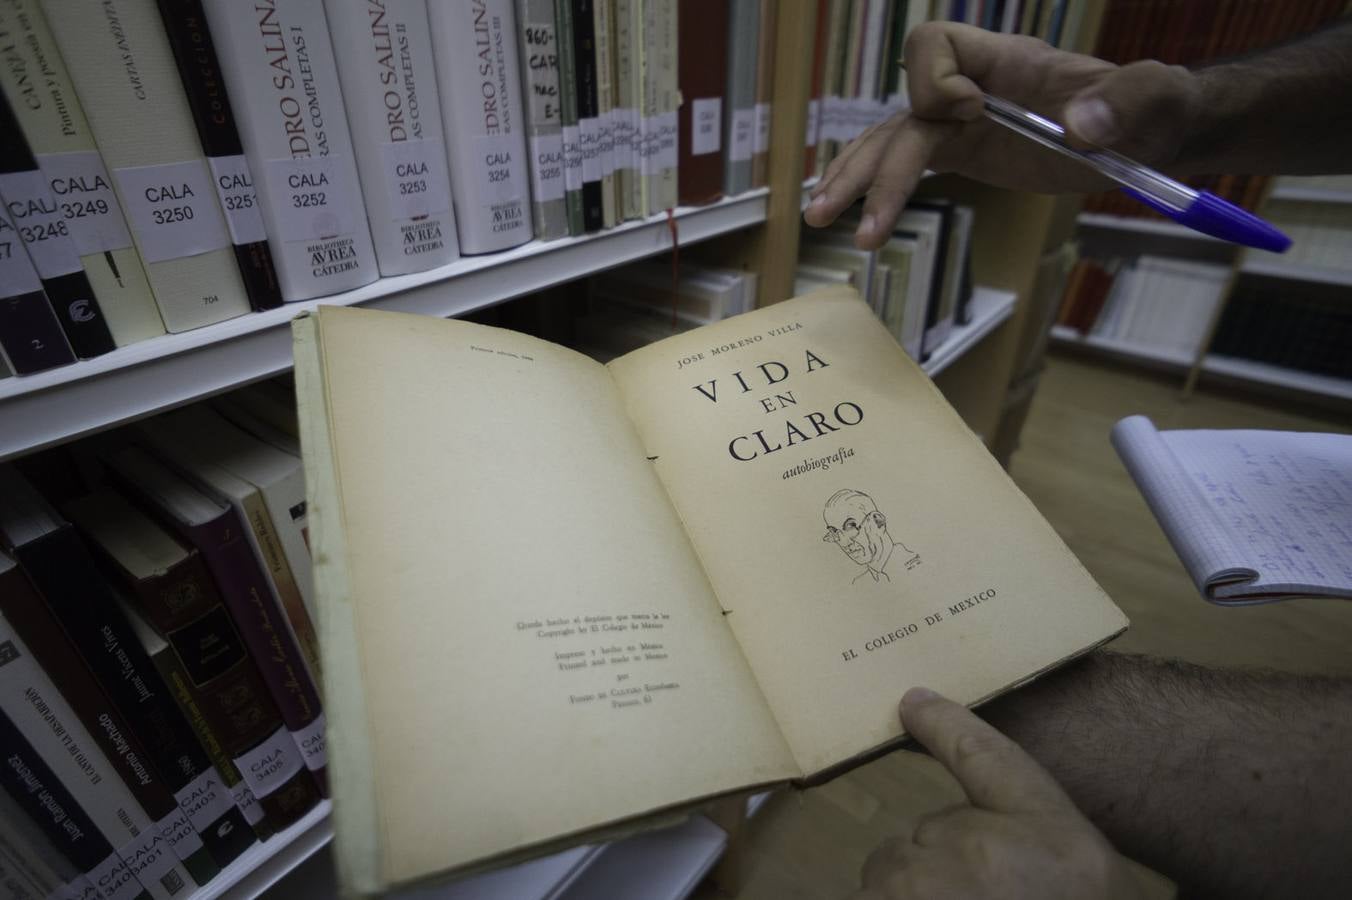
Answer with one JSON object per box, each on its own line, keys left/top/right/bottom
{"left": 0, "top": 386, "right": 324, "bottom": 900}
{"left": 0, "top": 0, "right": 779, "bottom": 378}
{"left": 803, "top": 0, "right": 1101, "bottom": 179}
{"left": 1055, "top": 255, "right": 1229, "bottom": 356}
{"left": 797, "top": 200, "right": 976, "bottom": 363}
{"left": 560, "top": 198, "right": 977, "bottom": 367}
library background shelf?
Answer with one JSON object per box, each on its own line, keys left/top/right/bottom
{"left": 0, "top": 190, "right": 768, "bottom": 464}
{"left": 1267, "top": 185, "right": 1352, "bottom": 204}
{"left": 1050, "top": 326, "right": 1352, "bottom": 403}
{"left": 1238, "top": 257, "right": 1352, "bottom": 288}
{"left": 923, "top": 289, "right": 1018, "bottom": 378}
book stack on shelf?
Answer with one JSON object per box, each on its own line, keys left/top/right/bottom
{"left": 1053, "top": 256, "right": 1230, "bottom": 361}
{"left": 0, "top": 0, "right": 784, "bottom": 381}
{"left": 1210, "top": 277, "right": 1352, "bottom": 382}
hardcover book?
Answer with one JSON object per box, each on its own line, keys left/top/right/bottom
{"left": 292, "top": 286, "right": 1127, "bottom": 896}
{"left": 427, "top": 0, "right": 534, "bottom": 254}
{"left": 676, "top": 0, "right": 728, "bottom": 206}
{"left": 155, "top": 0, "right": 285, "bottom": 311}
{"left": 41, "top": 0, "right": 252, "bottom": 333}
{"left": 514, "top": 0, "right": 570, "bottom": 240}
{"left": 326, "top": 0, "right": 460, "bottom": 276}
{"left": 201, "top": 0, "right": 380, "bottom": 301}
{"left": 0, "top": 204, "right": 74, "bottom": 375}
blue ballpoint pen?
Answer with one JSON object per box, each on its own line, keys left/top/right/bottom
{"left": 980, "top": 93, "right": 1291, "bottom": 252}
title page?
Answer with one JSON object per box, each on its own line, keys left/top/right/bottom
{"left": 608, "top": 287, "right": 1127, "bottom": 774}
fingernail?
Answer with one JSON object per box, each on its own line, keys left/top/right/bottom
{"left": 1065, "top": 97, "right": 1117, "bottom": 145}
{"left": 902, "top": 686, "right": 938, "bottom": 708}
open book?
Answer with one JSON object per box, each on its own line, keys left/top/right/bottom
{"left": 1113, "top": 415, "right": 1352, "bottom": 604}
{"left": 292, "top": 287, "right": 1127, "bottom": 896}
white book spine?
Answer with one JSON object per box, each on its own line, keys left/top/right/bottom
{"left": 0, "top": 0, "right": 164, "bottom": 347}
{"left": 427, "top": 0, "right": 533, "bottom": 254}
{"left": 40, "top": 0, "right": 250, "bottom": 333}
{"left": 202, "top": 0, "right": 380, "bottom": 301}
{"left": 0, "top": 619, "right": 195, "bottom": 900}
{"left": 325, "top": 0, "right": 459, "bottom": 276}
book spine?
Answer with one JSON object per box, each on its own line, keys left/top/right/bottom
{"left": 515, "top": 0, "right": 570, "bottom": 240}
{"left": 112, "top": 543, "right": 312, "bottom": 835}
{"left": 722, "top": 0, "right": 758, "bottom": 197}
{"left": 0, "top": 788, "right": 81, "bottom": 896}
{"left": 650, "top": 0, "right": 678, "bottom": 213}
{"left": 612, "top": 0, "right": 642, "bottom": 221}
{"left": 568, "top": 0, "right": 605, "bottom": 231}
{"left": 325, "top": 0, "right": 460, "bottom": 276}
{"left": 41, "top": 0, "right": 252, "bottom": 333}
{"left": 0, "top": 94, "right": 116, "bottom": 360}
{"left": 0, "top": 0, "right": 166, "bottom": 348}
{"left": 200, "top": 0, "right": 379, "bottom": 301}
{"left": 427, "top": 0, "right": 534, "bottom": 253}
{"left": 677, "top": 0, "right": 728, "bottom": 206}
{"left": 0, "top": 623, "right": 197, "bottom": 900}
{"left": 181, "top": 510, "right": 328, "bottom": 791}
{"left": 552, "top": 0, "right": 586, "bottom": 234}
{"left": 0, "top": 709, "right": 151, "bottom": 900}
{"left": 154, "top": 0, "right": 284, "bottom": 312}
{"left": 750, "top": 0, "right": 775, "bottom": 189}
{"left": 0, "top": 575, "right": 219, "bottom": 883}
{"left": 5, "top": 526, "right": 254, "bottom": 868}
{"left": 592, "top": 0, "right": 617, "bottom": 228}
{"left": 803, "top": 0, "right": 828, "bottom": 179}
{"left": 0, "top": 203, "right": 74, "bottom": 374}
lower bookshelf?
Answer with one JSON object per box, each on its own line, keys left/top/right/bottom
{"left": 924, "top": 288, "right": 1018, "bottom": 377}
{"left": 200, "top": 791, "right": 777, "bottom": 900}
{"left": 1049, "top": 326, "right": 1352, "bottom": 402}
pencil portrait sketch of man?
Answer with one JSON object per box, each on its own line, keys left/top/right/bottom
{"left": 821, "top": 489, "right": 920, "bottom": 584}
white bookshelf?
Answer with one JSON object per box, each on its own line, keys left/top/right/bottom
{"left": 924, "top": 288, "right": 1018, "bottom": 377}
{"left": 1238, "top": 257, "right": 1352, "bottom": 287}
{"left": 0, "top": 190, "right": 769, "bottom": 463}
{"left": 1050, "top": 326, "right": 1352, "bottom": 402}
{"left": 1268, "top": 185, "right": 1352, "bottom": 204}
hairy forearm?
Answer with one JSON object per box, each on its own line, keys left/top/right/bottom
{"left": 981, "top": 651, "right": 1352, "bottom": 900}
{"left": 1180, "top": 21, "right": 1352, "bottom": 175}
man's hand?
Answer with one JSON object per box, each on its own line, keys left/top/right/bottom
{"left": 848, "top": 687, "right": 1148, "bottom": 900}
{"left": 805, "top": 22, "right": 1201, "bottom": 249}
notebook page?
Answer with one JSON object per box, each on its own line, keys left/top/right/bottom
{"left": 1111, "top": 416, "right": 1255, "bottom": 595}
{"left": 1159, "top": 429, "right": 1352, "bottom": 602}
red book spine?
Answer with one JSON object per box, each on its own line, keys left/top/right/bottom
{"left": 677, "top": 0, "right": 730, "bottom": 205}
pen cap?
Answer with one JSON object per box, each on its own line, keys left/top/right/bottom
{"left": 1125, "top": 188, "right": 1292, "bottom": 253}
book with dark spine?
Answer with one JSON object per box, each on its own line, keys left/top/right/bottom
{"left": 0, "top": 203, "right": 73, "bottom": 375}
{"left": 103, "top": 448, "right": 329, "bottom": 796}
{"left": 154, "top": 0, "right": 283, "bottom": 311}
{"left": 553, "top": 0, "right": 586, "bottom": 234}
{"left": 0, "top": 93, "right": 115, "bottom": 359}
{"left": 0, "top": 708, "right": 151, "bottom": 900}
{"left": 516, "top": 0, "right": 570, "bottom": 239}
{"left": 676, "top": 0, "right": 729, "bottom": 205}
{"left": 569, "top": 0, "right": 605, "bottom": 230}
{"left": 66, "top": 489, "right": 321, "bottom": 832}
{"left": 0, "top": 468, "right": 255, "bottom": 870}
{"left": 0, "top": 611, "right": 198, "bottom": 900}
{"left": 0, "top": 552, "right": 221, "bottom": 881}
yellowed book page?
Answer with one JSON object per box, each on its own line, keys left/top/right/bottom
{"left": 607, "top": 287, "right": 1128, "bottom": 776}
{"left": 295, "top": 306, "right": 796, "bottom": 892}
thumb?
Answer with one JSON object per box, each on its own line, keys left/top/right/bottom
{"left": 1063, "top": 60, "right": 1199, "bottom": 161}
{"left": 900, "top": 687, "right": 1074, "bottom": 815}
